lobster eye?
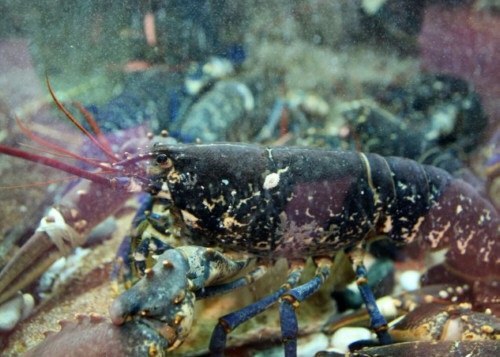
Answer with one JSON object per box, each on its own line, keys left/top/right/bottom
{"left": 156, "top": 154, "right": 168, "bottom": 164}
{"left": 156, "top": 154, "right": 173, "bottom": 169}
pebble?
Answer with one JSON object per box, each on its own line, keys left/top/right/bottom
{"left": 38, "top": 247, "right": 90, "bottom": 295}
{"left": 399, "top": 270, "right": 421, "bottom": 291}
{"left": 84, "top": 216, "right": 117, "bottom": 246}
{"left": 20, "top": 293, "right": 35, "bottom": 321}
{"left": 330, "top": 327, "right": 372, "bottom": 353}
{"left": 38, "top": 257, "right": 67, "bottom": 294}
{"left": 297, "top": 333, "right": 329, "bottom": 357}
{"left": 376, "top": 295, "right": 398, "bottom": 318}
{"left": 0, "top": 292, "right": 35, "bottom": 332}
{"left": 253, "top": 333, "right": 329, "bottom": 357}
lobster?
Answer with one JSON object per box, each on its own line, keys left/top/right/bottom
{"left": 113, "top": 142, "right": 500, "bottom": 351}
{"left": 2, "top": 136, "right": 498, "bottom": 356}
{"left": 125, "top": 142, "right": 498, "bottom": 278}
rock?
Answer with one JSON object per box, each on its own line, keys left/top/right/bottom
{"left": 20, "top": 293, "right": 35, "bottom": 321}
{"left": 84, "top": 216, "right": 117, "bottom": 246}
{"left": 399, "top": 270, "right": 421, "bottom": 292}
{"left": 330, "top": 327, "right": 372, "bottom": 353}
{"left": 0, "top": 293, "right": 24, "bottom": 332}
{"left": 253, "top": 333, "right": 329, "bottom": 357}
{"left": 420, "top": 5, "right": 500, "bottom": 125}
{"left": 297, "top": 332, "right": 329, "bottom": 357}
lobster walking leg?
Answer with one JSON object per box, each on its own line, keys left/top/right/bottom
{"left": 349, "top": 249, "right": 393, "bottom": 345}
{"left": 279, "top": 257, "right": 332, "bottom": 357}
{"left": 133, "top": 237, "right": 172, "bottom": 276}
{"left": 195, "top": 265, "right": 268, "bottom": 299}
{"left": 111, "top": 234, "right": 134, "bottom": 292}
{"left": 111, "top": 195, "right": 154, "bottom": 291}
{"left": 209, "top": 261, "right": 305, "bottom": 356}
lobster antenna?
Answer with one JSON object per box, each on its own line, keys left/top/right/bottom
{"left": 0, "top": 175, "right": 79, "bottom": 190}
{"left": 19, "top": 142, "right": 110, "bottom": 167}
{"left": 16, "top": 118, "right": 119, "bottom": 172}
{"left": 45, "top": 74, "right": 118, "bottom": 162}
{"left": 0, "top": 145, "right": 113, "bottom": 187}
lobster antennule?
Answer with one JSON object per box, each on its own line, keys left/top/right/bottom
{"left": 114, "top": 151, "right": 156, "bottom": 166}
{"left": 0, "top": 144, "right": 113, "bottom": 187}
{"left": 70, "top": 101, "right": 113, "bottom": 154}
{"left": 45, "top": 74, "right": 118, "bottom": 162}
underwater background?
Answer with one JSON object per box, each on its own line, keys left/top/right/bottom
{"left": 0, "top": 1, "right": 499, "bottom": 356}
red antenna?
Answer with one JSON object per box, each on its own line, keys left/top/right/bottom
{"left": 45, "top": 74, "right": 118, "bottom": 162}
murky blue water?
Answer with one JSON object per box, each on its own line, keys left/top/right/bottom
{"left": 0, "top": 1, "right": 499, "bottom": 356}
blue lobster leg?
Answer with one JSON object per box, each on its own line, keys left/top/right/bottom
{"left": 209, "top": 261, "right": 305, "bottom": 356}
{"left": 196, "top": 264, "right": 268, "bottom": 299}
{"left": 110, "top": 195, "right": 153, "bottom": 290}
{"left": 148, "top": 237, "right": 171, "bottom": 255}
{"left": 133, "top": 236, "right": 173, "bottom": 274}
{"left": 348, "top": 249, "right": 393, "bottom": 345}
{"left": 279, "top": 257, "right": 333, "bottom": 357}
{"left": 110, "top": 234, "right": 133, "bottom": 291}
{"left": 133, "top": 237, "right": 150, "bottom": 275}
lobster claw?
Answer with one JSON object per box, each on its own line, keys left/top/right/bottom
{"left": 23, "top": 314, "right": 171, "bottom": 357}
{"left": 110, "top": 248, "right": 196, "bottom": 350}
{"left": 0, "top": 207, "right": 85, "bottom": 305}
{"left": 0, "top": 178, "right": 132, "bottom": 307}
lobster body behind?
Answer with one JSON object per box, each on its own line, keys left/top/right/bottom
{"left": 149, "top": 143, "right": 498, "bottom": 280}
